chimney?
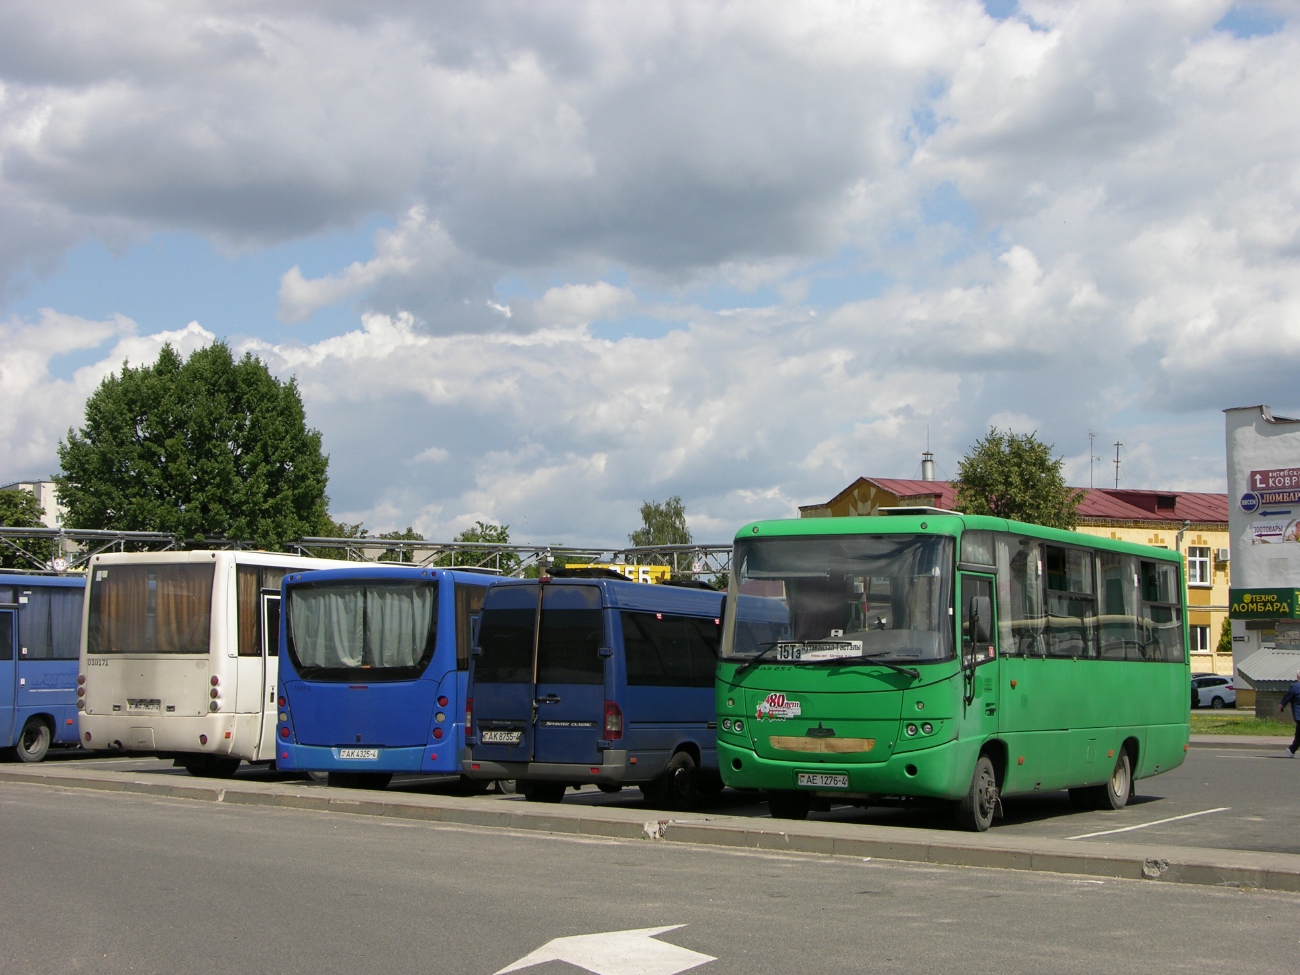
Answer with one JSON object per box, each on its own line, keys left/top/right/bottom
{"left": 921, "top": 450, "right": 935, "bottom": 482}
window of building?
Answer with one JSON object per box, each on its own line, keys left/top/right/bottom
{"left": 1187, "top": 547, "right": 1211, "bottom": 586}
{"left": 1190, "top": 624, "right": 1209, "bottom": 653}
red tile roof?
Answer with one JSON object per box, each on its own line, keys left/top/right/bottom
{"left": 814, "top": 478, "right": 1227, "bottom": 525}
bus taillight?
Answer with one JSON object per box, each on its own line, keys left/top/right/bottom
{"left": 603, "top": 701, "right": 623, "bottom": 741}
{"left": 465, "top": 698, "right": 473, "bottom": 738}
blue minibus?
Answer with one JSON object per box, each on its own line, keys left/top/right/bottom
{"left": 463, "top": 570, "right": 731, "bottom": 808}
{"left": 1, "top": 572, "right": 84, "bottom": 762}
{"left": 274, "top": 564, "right": 494, "bottom": 788}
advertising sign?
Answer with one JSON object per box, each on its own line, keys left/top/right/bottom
{"left": 1247, "top": 469, "right": 1300, "bottom": 505}
{"left": 1229, "top": 588, "right": 1300, "bottom": 619}
{"left": 1249, "top": 519, "right": 1300, "bottom": 545}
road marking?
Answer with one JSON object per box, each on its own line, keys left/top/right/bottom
{"left": 1067, "top": 807, "right": 1231, "bottom": 840}
{"left": 495, "top": 925, "right": 715, "bottom": 975}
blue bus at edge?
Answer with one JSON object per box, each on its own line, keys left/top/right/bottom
{"left": 1, "top": 572, "right": 84, "bottom": 762}
{"left": 273, "top": 564, "right": 494, "bottom": 788}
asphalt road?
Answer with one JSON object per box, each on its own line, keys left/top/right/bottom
{"left": 2, "top": 781, "right": 1298, "bottom": 975}
{"left": 37, "top": 738, "right": 1300, "bottom": 855}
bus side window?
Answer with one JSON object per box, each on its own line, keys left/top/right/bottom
{"left": 1097, "top": 552, "right": 1140, "bottom": 660}
{"left": 1044, "top": 546, "right": 1096, "bottom": 659}
{"left": 455, "top": 584, "right": 487, "bottom": 670}
{"left": 996, "top": 535, "right": 1046, "bottom": 657}
{"left": 1140, "top": 561, "right": 1184, "bottom": 663}
{"left": 0, "top": 614, "right": 12, "bottom": 661}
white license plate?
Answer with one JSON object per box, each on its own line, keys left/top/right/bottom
{"left": 797, "top": 772, "right": 849, "bottom": 789}
{"left": 481, "top": 730, "right": 523, "bottom": 745}
{"left": 127, "top": 698, "right": 161, "bottom": 712}
{"left": 337, "top": 748, "right": 379, "bottom": 760}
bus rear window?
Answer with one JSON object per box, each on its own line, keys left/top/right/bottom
{"left": 87, "top": 564, "right": 214, "bottom": 654}
{"left": 286, "top": 580, "right": 438, "bottom": 681}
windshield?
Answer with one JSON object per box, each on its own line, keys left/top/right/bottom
{"left": 286, "top": 580, "right": 438, "bottom": 681}
{"left": 87, "top": 563, "right": 214, "bottom": 654}
{"left": 722, "top": 534, "right": 954, "bottom": 663}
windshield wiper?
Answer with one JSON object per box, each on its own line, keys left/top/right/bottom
{"left": 804, "top": 651, "right": 920, "bottom": 679}
{"left": 732, "top": 642, "right": 780, "bottom": 678}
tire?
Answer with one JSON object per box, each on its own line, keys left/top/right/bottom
{"left": 596, "top": 783, "right": 623, "bottom": 794}
{"left": 954, "top": 755, "right": 998, "bottom": 832}
{"left": 649, "top": 751, "right": 699, "bottom": 810}
{"left": 767, "top": 790, "right": 811, "bottom": 820}
{"left": 182, "top": 756, "right": 241, "bottom": 778}
{"left": 1087, "top": 750, "right": 1132, "bottom": 811}
{"left": 493, "top": 778, "right": 517, "bottom": 795}
{"left": 1211, "top": 696, "right": 1225, "bottom": 710}
{"left": 15, "top": 718, "right": 51, "bottom": 763}
{"left": 519, "top": 781, "right": 566, "bottom": 803}
{"left": 457, "top": 775, "right": 493, "bottom": 795}
{"left": 327, "top": 771, "right": 392, "bottom": 790}
{"left": 306, "top": 770, "right": 329, "bottom": 782}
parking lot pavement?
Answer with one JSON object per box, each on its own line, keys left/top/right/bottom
{"left": 14, "top": 738, "right": 1300, "bottom": 879}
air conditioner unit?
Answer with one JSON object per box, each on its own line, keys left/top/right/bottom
{"left": 1215, "top": 548, "right": 1230, "bottom": 562}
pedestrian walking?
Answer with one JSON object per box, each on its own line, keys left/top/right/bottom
{"left": 1280, "top": 670, "right": 1300, "bottom": 757}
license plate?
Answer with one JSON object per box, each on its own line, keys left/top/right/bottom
{"left": 127, "top": 698, "right": 161, "bottom": 712}
{"left": 337, "top": 748, "right": 379, "bottom": 760}
{"left": 481, "top": 730, "right": 523, "bottom": 745}
{"left": 797, "top": 772, "right": 849, "bottom": 789}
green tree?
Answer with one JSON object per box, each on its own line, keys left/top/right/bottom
{"left": 0, "top": 488, "right": 50, "bottom": 569}
{"left": 629, "top": 496, "right": 692, "bottom": 548}
{"left": 376, "top": 526, "right": 424, "bottom": 563}
{"left": 953, "top": 429, "right": 1084, "bottom": 530}
{"left": 55, "top": 342, "right": 330, "bottom": 549}
{"left": 1215, "top": 617, "right": 1233, "bottom": 655}
{"left": 452, "top": 521, "right": 520, "bottom": 575}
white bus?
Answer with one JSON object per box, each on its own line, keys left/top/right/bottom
{"left": 78, "top": 550, "right": 339, "bottom": 777}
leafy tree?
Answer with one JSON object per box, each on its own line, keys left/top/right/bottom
{"left": 0, "top": 488, "right": 50, "bottom": 569}
{"left": 451, "top": 521, "right": 519, "bottom": 575}
{"left": 1216, "top": 617, "right": 1233, "bottom": 655}
{"left": 629, "top": 496, "right": 692, "bottom": 549}
{"left": 55, "top": 342, "right": 330, "bottom": 550}
{"left": 376, "top": 526, "right": 424, "bottom": 564}
{"left": 953, "top": 429, "right": 1084, "bottom": 530}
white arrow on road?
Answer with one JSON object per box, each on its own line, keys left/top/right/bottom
{"left": 493, "top": 925, "right": 715, "bottom": 975}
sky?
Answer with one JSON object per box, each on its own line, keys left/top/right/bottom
{"left": 1, "top": 0, "right": 1297, "bottom": 545}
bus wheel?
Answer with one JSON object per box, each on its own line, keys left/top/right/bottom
{"left": 183, "top": 756, "right": 241, "bottom": 778}
{"left": 767, "top": 791, "right": 811, "bottom": 820}
{"left": 493, "top": 778, "right": 517, "bottom": 795}
{"left": 15, "top": 718, "right": 51, "bottom": 763}
{"left": 1087, "top": 751, "right": 1132, "bottom": 811}
{"left": 597, "top": 783, "right": 623, "bottom": 794}
{"left": 306, "top": 770, "right": 329, "bottom": 782}
{"left": 955, "top": 755, "right": 998, "bottom": 832}
{"left": 650, "top": 752, "right": 699, "bottom": 810}
{"left": 520, "top": 781, "right": 566, "bottom": 803}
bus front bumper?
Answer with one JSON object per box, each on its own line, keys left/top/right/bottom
{"left": 462, "top": 748, "right": 628, "bottom": 785}
{"left": 718, "top": 736, "right": 977, "bottom": 801}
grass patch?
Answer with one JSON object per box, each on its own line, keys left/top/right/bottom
{"left": 1191, "top": 712, "right": 1292, "bottom": 735}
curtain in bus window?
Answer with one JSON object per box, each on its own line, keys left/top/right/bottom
{"left": 291, "top": 588, "right": 364, "bottom": 669}
{"left": 18, "top": 590, "right": 52, "bottom": 659}
{"left": 237, "top": 567, "right": 260, "bottom": 656}
{"left": 17, "top": 589, "right": 81, "bottom": 660}
{"left": 88, "top": 566, "right": 148, "bottom": 653}
{"left": 455, "top": 584, "right": 486, "bottom": 671}
{"left": 476, "top": 586, "right": 537, "bottom": 683}
{"left": 0, "top": 613, "right": 12, "bottom": 661}
{"left": 1097, "top": 553, "right": 1140, "bottom": 660}
{"left": 364, "top": 583, "right": 437, "bottom": 669}
{"left": 1044, "top": 546, "right": 1095, "bottom": 658}
{"left": 155, "top": 565, "right": 214, "bottom": 653}
{"left": 537, "top": 585, "right": 604, "bottom": 685}
{"left": 1140, "top": 561, "right": 1184, "bottom": 662}
{"left": 997, "top": 537, "right": 1046, "bottom": 656}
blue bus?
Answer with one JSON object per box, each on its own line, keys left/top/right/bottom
{"left": 274, "top": 564, "right": 494, "bottom": 789}
{"left": 1, "top": 572, "right": 84, "bottom": 762}
{"left": 462, "top": 571, "right": 730, "bottom": 808}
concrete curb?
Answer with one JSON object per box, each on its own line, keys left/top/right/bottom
{"left": 4, "top": 765, "right": 1299, "bottom": 894}
{"left": 1189, "top": 735, "right": 1292, "bottom": 751}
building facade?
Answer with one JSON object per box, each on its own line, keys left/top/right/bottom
{"left": 799, "top": 476, "right": 1231, "bottom": 676}
{"left": 0, "top": 480, "right": 65, "bottom": 529}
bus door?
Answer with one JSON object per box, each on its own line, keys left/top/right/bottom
{"left": 532, "top": 584, "right": 605, "bottom": 767}
{"left": 472, "top": 583, "right": 605, "bottom": 767}
{"left": 959, "top": 573, "right": 1000, "bottom": 741}
{"left": 257, "top": 589, "right": 281, "bottom": 758}
{"left": 0, "top": 611, "right": 14, "bottom": 746}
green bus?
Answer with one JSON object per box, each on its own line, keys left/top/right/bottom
{"left": 716, "top": 511, "right": 1189, "bottom": 831}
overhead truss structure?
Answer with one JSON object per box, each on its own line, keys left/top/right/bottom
{"left": 0, "top": 527, "right": 732, "bottom": 579}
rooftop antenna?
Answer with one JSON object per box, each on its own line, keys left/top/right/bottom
{"left": 1088, "top": 430, "right": 1101, "bottom": 489}
{"left": 1113, "top": 441, "right": 1123, "bottom": 489}
{"left": 921, "top": 426, "right": 935, "bottom": 482}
